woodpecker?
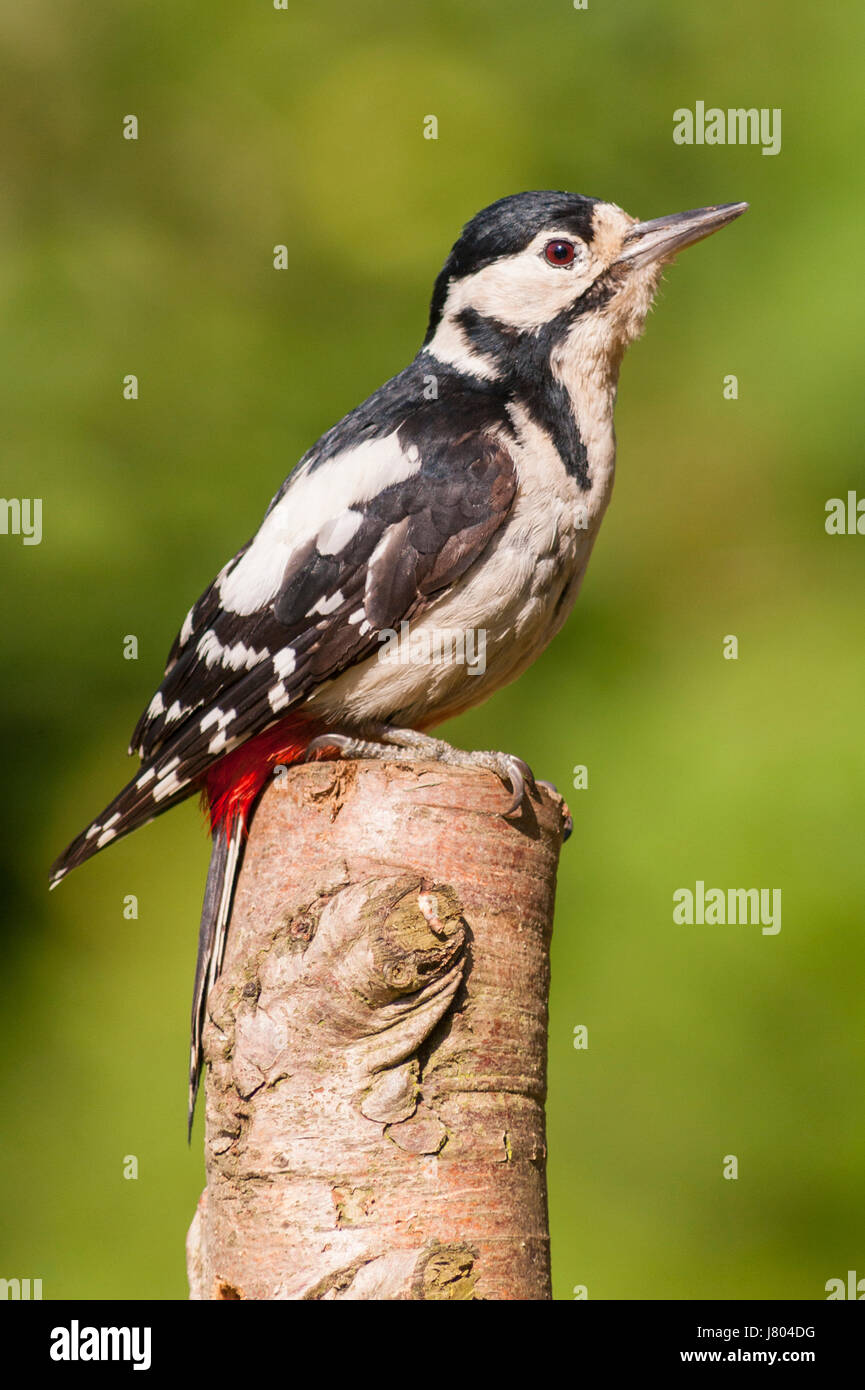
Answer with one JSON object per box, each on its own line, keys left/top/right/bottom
{"left": 50, "top": 190, "right": 747, "bottom": 1128}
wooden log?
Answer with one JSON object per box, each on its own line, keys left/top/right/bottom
{"left": 187, "top": 756, "right": 567, "bottom": 1300}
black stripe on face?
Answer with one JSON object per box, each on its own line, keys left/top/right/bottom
{"left": 425, "top": 191, "right": 601, "bottom": 344}
{"left": 452, "top": 274, "right": 621, "bottom": 491}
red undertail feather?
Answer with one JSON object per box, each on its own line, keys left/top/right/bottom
{"left": 203, "top": 713, "right": 327, "bottom": 833}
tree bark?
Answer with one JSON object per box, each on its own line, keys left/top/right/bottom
{"left": 186, "top": 757, "right": 567, "bottom": 1301}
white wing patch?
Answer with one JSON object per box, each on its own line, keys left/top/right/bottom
{"left": 96, "top": 812, "right": 122, "bottom": 848}
{"left": 273, "top": 648, "right": 296, "bottom": 678}
{"left": 268, "top": 683, "right": 290, "bottom": 713}
{"left": 267, "top": 648, "right": 297, "bottom": 712}
{"left": 179, "top": 606, "right": 196, "bottom": 645}
{"left": 200, "top": 706, "right": 238, "bottom": 755}
{"left": 152, "top": 756, "right": 187, "bottom": 802}
{"left": 317, "top": 508, "right": 363, "bottom": 555}
{"left": 197, "top": 629, "right": 269, "bottom": 673}
{"left": 218, "top": 433, "right": 422, "bottom": 616}
{"left": 308, "top": 589, "right": 344, "bottom": 617}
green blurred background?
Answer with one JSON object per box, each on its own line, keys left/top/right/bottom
{"left": 1, "top": 0, "right": 863, "bottom": 1300}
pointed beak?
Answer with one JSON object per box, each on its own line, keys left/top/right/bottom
{"left": 617, "top": 201, "right": 748, "bottom": 269}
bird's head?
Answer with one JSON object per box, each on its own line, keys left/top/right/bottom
{"left": 424, "top": 190, "right": 747, "bottom": 388}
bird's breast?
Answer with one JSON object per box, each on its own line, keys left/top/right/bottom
{"left": 308, "top": 402, "right": 617, "bottom": 730}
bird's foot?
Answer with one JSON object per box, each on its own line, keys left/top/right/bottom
{"left": 305, "top": 725, "right": 537, "bottom": 818}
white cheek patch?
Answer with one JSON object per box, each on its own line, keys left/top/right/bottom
{"left": 442, "top": 229, "right": 601, "bottom": 333}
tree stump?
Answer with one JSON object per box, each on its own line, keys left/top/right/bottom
{"left": 186, "top": 757, "right": 567, "bottom": 1300}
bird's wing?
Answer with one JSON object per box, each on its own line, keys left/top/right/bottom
{"left": 130, "top": 423, "right": 517, "bottom": 774}
{"left": 50, "top": 410, "right": 518, "bottom": 889}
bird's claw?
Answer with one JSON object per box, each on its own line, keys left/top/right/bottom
{"left": 501, "top": 755, "right": 537, "bottom": 816}
{"left": 303, "top": 729, "right": 548, "bottom": 829}
{"left": 304, "top": 733, "right": 355, "bottom": 761}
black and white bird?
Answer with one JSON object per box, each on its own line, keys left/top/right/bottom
{"left": 50, "top": 190, "right": 747, "bottom": 1127}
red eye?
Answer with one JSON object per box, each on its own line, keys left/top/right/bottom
{"left": 544, "top": 239, "right": 576, "bottom": 266}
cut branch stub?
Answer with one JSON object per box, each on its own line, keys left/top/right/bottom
{"left": 187, "top": 757, "right": 567, "bottom": 1300}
